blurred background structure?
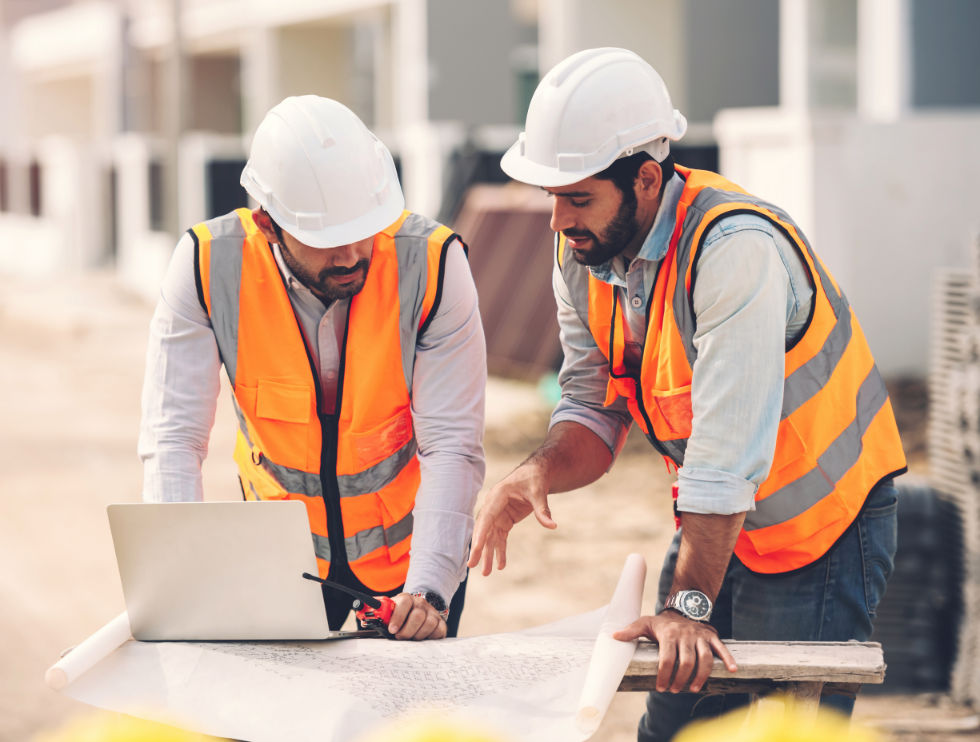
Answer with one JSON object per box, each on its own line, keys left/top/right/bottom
{"left": 2, "top": 0, "right": 980, "bottom": 739}
{"left": 0, "top": 0, "right": 977, "bottom": 376}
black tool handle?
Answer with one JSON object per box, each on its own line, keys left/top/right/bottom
{"left": 301, "top": 572, "right": 382, "bottom": 608}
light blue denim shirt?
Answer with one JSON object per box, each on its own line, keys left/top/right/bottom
{"left": 551, "top": 173, "right": 814, "bottom": 514}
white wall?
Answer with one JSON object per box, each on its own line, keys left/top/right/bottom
{"left": 717, "top": 107, "right": 980, "bottom": 376}
{"left": 538, "top": 0, "right": 687, "bottom": 111}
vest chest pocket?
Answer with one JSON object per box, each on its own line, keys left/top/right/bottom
{"left": 348, "top": 406, "right": 415, "bottom": 471}
{"left": 238, "top": 379, "right": 316, "bottom": 472}
{"left": 648, "top": 385, "right": 693, "bottom": 439}
{"left": 255, "top": 379, "right": 313, "bottom": 423}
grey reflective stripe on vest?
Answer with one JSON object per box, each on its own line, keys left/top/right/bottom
{"left": 312, "top": 511, "right": 414, "bottom": 563}
{"left": 231, "top": 400, "right": 323, "bottom": 497}
{"left": 205, "top": 213, "right": 248, "bottom": 385}
{"left": 336, "top": 436, "right": 419, "bottom": 497}
{"left": 743, "top": 365, "right": 890, "bottom": 531}
{"left": 780, "top": 305, "right": 852, "bottom": 419}
{"left": 558, "top": 235, "right": 592, "bottom": 329}
{"left": 395, "top": 212, "right": 441, "bottom": 390}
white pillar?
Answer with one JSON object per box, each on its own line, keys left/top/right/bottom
{"left": 392, "top": 0, "right": 441, "bottom": 215}
{"left": 858, "top": 0, "right": 911, "bottom": 121}
{"left": 392, "top": 0, "right": 427, "bottom": 129}
{"left": 241, "top": 26, "right": 280, "bottom": 138}
{"left": 779, "top": 0, "right": 812, "bottom": 110}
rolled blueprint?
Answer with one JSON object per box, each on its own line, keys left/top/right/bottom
{"left": 45, "top": 612, "right": 132, "bottom": 691}
{"left": 575, "top": 553, "right": 647, "bottom": 735}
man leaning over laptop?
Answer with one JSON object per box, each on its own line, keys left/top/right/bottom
{"left": 137, "top": 96, "right": 486, "bottom": 641}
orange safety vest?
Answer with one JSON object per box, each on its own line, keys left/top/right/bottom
{"left": 190, "top": 208, "right": 458, "bottom": 592}
{"left": 557, "top": 166, "right": 907, "bottom": 573}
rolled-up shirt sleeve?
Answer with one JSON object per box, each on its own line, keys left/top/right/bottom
{"left": 549, "top": 260, "right": 632, "bottom": 459}
{"left": 138, "top": 233, "right": 222, "bottom": 503}
{"left": 404, "top": 243, "right": 487, "bottom": 602}
{"left": 676, "top": 218, "right": 790, "bottom": 515}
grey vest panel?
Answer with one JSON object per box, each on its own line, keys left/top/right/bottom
{"left": 199, "top": 212, "right": 248, "bottom": 385}
{"left": 394, "top": 211, "right": 451, "bottom": 391}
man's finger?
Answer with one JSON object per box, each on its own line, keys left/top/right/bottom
{"left": 467, "top": 521, "right": 487, "bottom": 569}
{"left": 386, "top": 594, "right": 414, "bottom": 635}
{"left": 393, "top": 596, "right": 428, "bottom": 640}
{"left": 710, "top": 634, "right": 738, "bottom": 672}
{"left": 655, "top": 637, "right": 677, "bottom": 693}
{"left": 688, "top": 637, "right": 715, "bottom": 692}
{"left": 480, "top": 539, "right": 499, "bottom": 576}
{"left": 493, "top": 535, "right": 508, "bottom": 571}
{"left": 671, "top": 639, "right": 696, "bottom": 693}
{"left": 612, "top": 618, "right": 648, "bottom": 642}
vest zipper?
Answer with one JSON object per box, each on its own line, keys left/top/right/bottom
{"left": 608, "top": 272, "right": 677, "bottom": 465}
{"left": 283, "top": 285, "right": 352, "bottom": 582}
{"left": 320, "top": 411, "right": 348, "bottom": 580}
{"left": 321, "top": 305, "right": 352, "bottom": 581}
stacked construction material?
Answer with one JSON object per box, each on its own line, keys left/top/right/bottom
{"left": 927, "top": 255, "right": 980, "bottom": 703}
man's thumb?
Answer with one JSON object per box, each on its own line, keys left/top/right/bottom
{"left": 532, "top": 497, "right": 557, "bottom": 529}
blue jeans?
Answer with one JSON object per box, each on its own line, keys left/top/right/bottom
{"left": 637, "top": 480, "right": 899, "bottom": 742}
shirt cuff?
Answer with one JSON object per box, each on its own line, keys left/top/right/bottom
{"left": 676, "top": 467, "right": 757, "bottom": 515}
{"left": 403, "top": 509, "right": 474, "bottom": 603}
{"left": 549, "top": 406, "right": 629, "bottom": 460}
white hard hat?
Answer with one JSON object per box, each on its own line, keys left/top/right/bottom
{"left": 501, "top": 48, "right": 687, "bottom": 187}
{"left": 240, "top": 96, "right": 404, "bottom": 248}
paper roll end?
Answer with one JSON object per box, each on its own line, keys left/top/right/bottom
{"left": 575, "top": 706, "right": 601, "bottom": 734}
{"left": 45, "top": 666, "right": 68, "bottom": 691}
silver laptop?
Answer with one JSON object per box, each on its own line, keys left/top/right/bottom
{"left": 107, "top": 500, "right": 333, "bottom": 641}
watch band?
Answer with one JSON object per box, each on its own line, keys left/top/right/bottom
{"left": 412, "top": 590, "right": 449, "bottom": 621}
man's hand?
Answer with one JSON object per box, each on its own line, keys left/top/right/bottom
{"left": 386, "top": 593, "right": 447, "bottom": 640}
{"left": 614, "top": 612, "right": 737, "bottom": 693}
{"left": 467, "top": 463, "right": 557, "bottom": 576}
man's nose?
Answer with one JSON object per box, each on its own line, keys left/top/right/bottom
{"left": 550, "top": 199, "right": 572, "bottom": 234}
{"left": 331, "top": 243, "right": 359, "bottom": 267}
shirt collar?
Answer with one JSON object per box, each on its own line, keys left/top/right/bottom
{"left": 588, "top": 171, "right": 685, "bottom": 284}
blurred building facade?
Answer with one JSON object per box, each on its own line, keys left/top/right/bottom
{"left": 0, "top": 0, "right": 977, "bottom": 376}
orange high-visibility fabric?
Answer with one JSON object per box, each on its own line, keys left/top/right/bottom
{"left": 559, "top": 167, "right": 906, "bottom": 572}
{"left": 196, "top": 208, "right": 450, "bottom": 591}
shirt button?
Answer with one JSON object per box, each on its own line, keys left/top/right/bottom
{"left": 325, "top": 370, "right": 337, "bottom": 380}
{"left": 631, "top": 296, "right": 643, "bottom": 308}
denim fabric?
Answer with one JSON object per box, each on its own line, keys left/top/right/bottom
{"left": 637, "top": 480, "right": 899, "bottom": 742}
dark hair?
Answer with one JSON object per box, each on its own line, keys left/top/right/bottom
{"left": 594, "top": 150, "right": 675, "bottom": 199}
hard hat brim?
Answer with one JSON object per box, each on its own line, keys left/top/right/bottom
{"left": 267, "top": 192, "right": 406, "bottom": 249}
{"left": 500, "top": 141, "right": 607, "bottom": 188}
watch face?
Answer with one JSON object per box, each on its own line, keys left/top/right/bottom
{"left": 680, "top": 591, "right": 710, "bottom": 620}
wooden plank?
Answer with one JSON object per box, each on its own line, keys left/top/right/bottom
{"left": 619, "top": 641, "right": 885, "bottom": 693}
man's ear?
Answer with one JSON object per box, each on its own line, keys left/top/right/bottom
{"left": 251, "top": 208, "right": 278, "bottom": 244}
{"left": 635, "top": 159, "right": 663, "bottom": 204}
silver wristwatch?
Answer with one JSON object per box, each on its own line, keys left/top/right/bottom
{"left": 664, "top": 589, "right": 713, "bottom": 622}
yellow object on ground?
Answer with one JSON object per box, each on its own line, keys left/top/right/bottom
{"left": 675, "top": 696, "right": 881, "bottom": 742}
{"left": 34, "top": 712, "right": 226, "bottom": 742}
{"left": 354, "top": 712, "right": 515, "bottom": 742}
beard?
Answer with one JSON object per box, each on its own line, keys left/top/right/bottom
{"left": 280, "top": 248, "right": 371, "bottom": 303}
{"left": 565, "top": 189, "right": 641, "bottom": 267}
